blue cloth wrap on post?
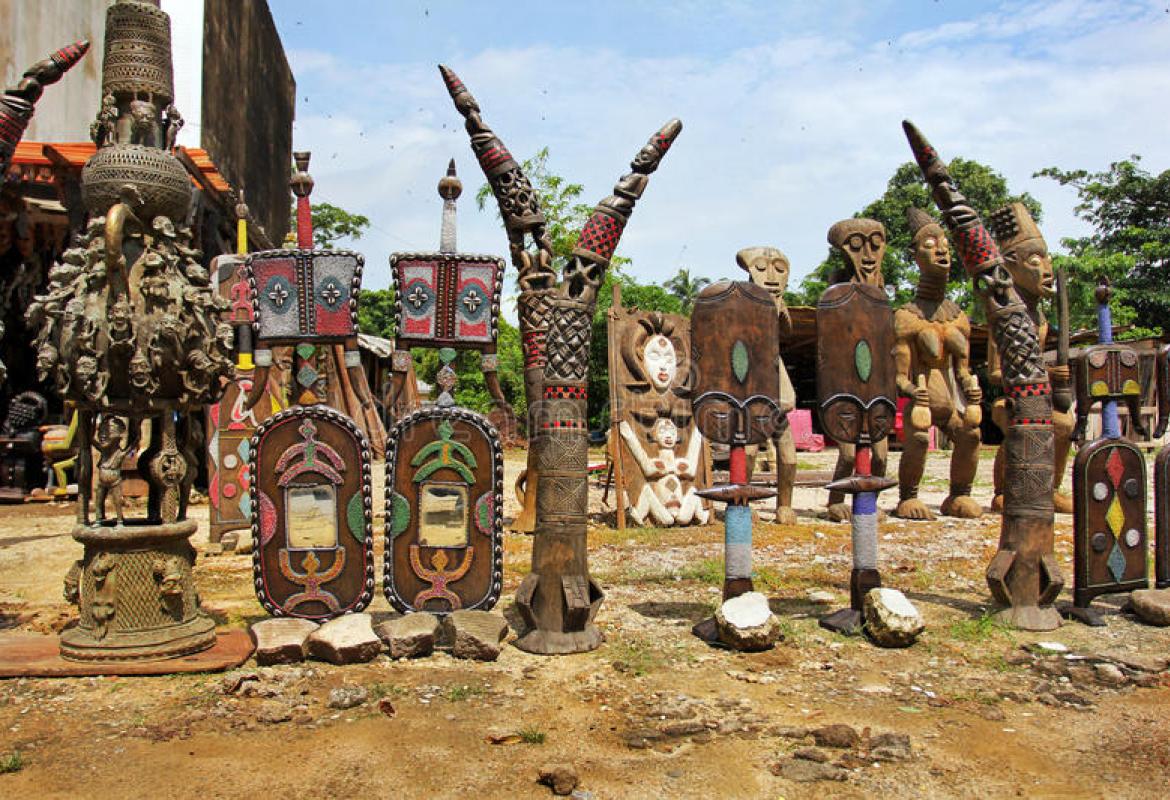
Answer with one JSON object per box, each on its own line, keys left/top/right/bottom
{"left": 725, "top": 504, "right": 752, "bottom": 580}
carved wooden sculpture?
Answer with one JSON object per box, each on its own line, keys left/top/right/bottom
{"left": 986, "top": 203, "right": 1075, "bottom": 515}
{"left": 893, "top": 208, "right": 983, "bottom": 520}
{"left": 904, "top": 121, "right": 1062, "bottom": 630}
{"left": 244, "top": 155, "right": 375, "bottom": 620}
{"left": 816, "top": 283, "right": 898, "bottom": 633}
{"left": 824, "top": 219, "right": 890, "bottom": 523}
{"left": 691, "top": 281, "right": 782, "bottom": 599}
{"left": 27, "top": 1, "right": 231, "bottom": 660}
{"left": 386, "top": 160, "right": 518, "bottom": 441}
{"left": 443, "top": 64, "right": 680, "bottom": 653}
{"left": 736, "top": 246, "right": 798, "bottom": 524}
{"left": 608, "top": 291, "right": 710, "bottom": 528}
{"left": 1155, "top": 343, "right": 1170, "bottom": 589}
{"left": 1067, "top": 280, "right": 1148, "bottom": 625}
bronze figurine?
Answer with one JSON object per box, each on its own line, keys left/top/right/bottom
{"left": 443, "top": 64, "right": 680, "bottom": 653}
{"left": 904, "top": 121, "right": 1062, "bottom": 630}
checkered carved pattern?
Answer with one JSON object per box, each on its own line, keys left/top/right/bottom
{"left": 576, "top": 211, "right": 625, "bottom": 262}
{"left": 544, "top": 305, "right": 593, "bottom": 382}
{"left": 954, "top": 224, "right": 999, "bottom": 270}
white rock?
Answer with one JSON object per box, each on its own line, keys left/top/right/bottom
{"left": 807, "top": 590, "right": 835, "bottom": 605}
{"left": 863, "top": 588, "right": 924, "bottom": 648}
{"left": 307, "top": 614, "right": 383, "bottom": 665}
{"left": 715, "top": 592, "right": 782, "bottom": 652}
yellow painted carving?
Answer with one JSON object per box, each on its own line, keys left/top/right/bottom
{"left": 1106, "top": 496, "right": 1125, "bottom": 535}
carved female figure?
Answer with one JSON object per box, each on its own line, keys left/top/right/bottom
{"left": 893, "top": 208, "right": 983, "bottom": 519}
{"left": 620, "top": 417, "right": 708, "bottom": 526}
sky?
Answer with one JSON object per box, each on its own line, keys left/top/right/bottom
{"left": 267, "top": 0, "right": 1170, "bottom": 299}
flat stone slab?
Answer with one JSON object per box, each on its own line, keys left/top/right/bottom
{"left": 251, "top": 618, "right": 318, "bottom": 666}
{"left": 307, "top": 614, "right": 383, "bottom": 665}
{"left": 0, "top": 629, "right": 253, "bottom": 678}
{"left": 443, "top": 610, "right": 509, "bottom": 661}
{"left": 376, "top": 612, "right": 439, "bottom": 659}
{"left": 1130, "top": 588, "right": 1170, "bottom": 627}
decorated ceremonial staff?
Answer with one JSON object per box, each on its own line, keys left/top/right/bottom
{"left": 815, "top": 282, "right": 899, "bottom": 634}
{"left": 1066, "top": 279, "right": 1148, "bottom": 625}
{"left": 443, "top": 65, "right": 680, "bottom": 654}
{"left": 1155, "top": 344, "right": 1170, "bottom": 589}
{"left": 0, "top": 40, "right": 89, "bottom": 174}
{"left": 903, "top": 121, "right": 1062, "bottom": 630}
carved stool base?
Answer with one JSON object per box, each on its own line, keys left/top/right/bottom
{"left": 59, "top": 520, "right": 217, "bottom": 662}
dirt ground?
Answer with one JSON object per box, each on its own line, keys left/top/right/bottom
{"left": 1, "top": 445, "right": 1168, "bottom": 799}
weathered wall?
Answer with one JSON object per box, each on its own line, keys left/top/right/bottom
{"left": 201, "top": 0, "right": 294, "bottom": 245}
{"left": 0, "top": 0, "right": 107, "bottom": 142}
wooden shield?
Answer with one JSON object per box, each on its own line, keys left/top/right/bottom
{"left": 1073, "top": 344, "right": 1146, "bottom": 439}
{"left": 247, "top": 249, "right": 363, "bottom": 344}
{"left": 391, "top": 253, "right": 505, "bottom": 350}
{"left": 689, "top": 280, "right": 781, "bottom": 446}
{"left": 384, "top": 407, "right": 503, "bottom": 613}
{"left": 1072, "top": 438, "right": 1148, "bottom": 606}
{"left": 816, "top": 283, "right": 897, "bottom": 445}
{"left": 249, "top": 406, "right": 374, "bottom": 619}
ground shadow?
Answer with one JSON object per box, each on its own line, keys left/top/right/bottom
{"left": 902, "top": 590, "right": 995, "bottom": 619}
{"left": 629, "top": 601, "right": 711, "bottom": 623}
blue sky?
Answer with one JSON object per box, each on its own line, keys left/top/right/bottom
{"left": 268, "top": 0, "right": 1170, "bottom": 299}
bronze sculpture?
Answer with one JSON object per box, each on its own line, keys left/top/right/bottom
{"left": 1068, "top": 280, "right": 1148, "bottom": 625}
{"left": 816, "top": 282, "right": 898, "bottom": 633}
{"left": 893, "top": 208, "right": 983, "bottom": 520}
{"left": 1155, "top": 343, "right": 1169, "bottom": 589}
{"left": 27, "top": 1, "right": 232, "bottom": 660}
{"left": 736, "top": 246, "right": 798, "bottom": 524}
{"left": 443, "top": 64, "right": 680, "bottom": 653}
{"left": 690, "top": 281, "right": 782, "bottom": 599}
{"left": 904, "top": 121, "right": 1062, "bottom": 630}
{"left": 986, "top": 203, "right": 1074, "bottom": 515}
{"left": 607, "top": 291, "right": 710, "bottom": 528}
{"left": 824, "top": 219, "right": 890, "bottom": 522}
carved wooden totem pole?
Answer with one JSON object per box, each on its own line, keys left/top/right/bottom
{"left": 986, "top": 203, "right": 1075, "bottom": 515}
{"left": 904, "top": 121, "right": 1062, "bottom": 630}
{"left": 244, "top": 154, "right": 375, "bottom": 620}
{"left": 443, "top": 64, "right": 680, "bottom": 653}
{"left": 824, "top": 219, "right": 890, "bottom": 523}
{"left": 816, "top": 283, "right": 898, "bottom": 633}
{"left": 736, "top": 246, "right": 798, "bottom": 524}
{"left": 1155, "top": 343, "right": 1170, "bottom": 589}
{"left": 690, "top": 281, "right": 782, "bottom": 599}
{"left": 1067, "top": 280, "right": 1148, "bottom": 625}
{"left": 27, "top": 0, "right": 233, "bottom": 660}
{"left": 608, "top": 289, "right": 710, "bottom": 529}
{"left": 893, "top": 208, "right": 983, "bottom": 520}
{"left": 206, "top": 197, "right": 286, "bottom": 547}
{"left": 384, "top": 160, "right": 506, "bottom": 614}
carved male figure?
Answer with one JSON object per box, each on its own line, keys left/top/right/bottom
{"left": 824, "top": 219, "right": 889, "bottom": 522}
{"left": 986, "top": 203, "right": 1074, "bottom": 514}
{"left": 737, "top": 246, "right": 798, "bottom": 523}
{"left": 893, "top": 208, "right": 983, "bottom": 519}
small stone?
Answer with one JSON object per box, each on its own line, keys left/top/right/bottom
{"left": 1096, "top": 651, "right": 1169, "bottom": 673}
{"left": 793, "top": 747, "right": 829, "bottom": 763}
{"left": 327, "top": 685, "right": 369, "bottom": 709}
{"left": 376, "top": 613, "right": 440, "bottom": 659}
{"left": 537, "top": 763, "right": 579, "bottom": 796}
{"left": 220, "top": 670, "right": 259, "bottom": 695}
{"left": 251, "top": 618, "right": 319, "bottom": 666}
{"left": 661, "top": 720, "right": 705, "bottom": 737}
{"left": 862, "top": 588, "right": 924, "bottom": 648}
{"left": 1129, "top": 588, "right": 1170, "bottom": 627}
{"left": 307, "top": 614, "right": 383, "bottom": 665}
{"left": 1093, "top": 663, "right": 1128, "bottom": 687}
{"left": 715, "top": 592, "right": 782, "bottom": 652}
{"left": 256, "top": 701, "right": 291, "bottom": 724}
{"left": 770, "top": 758, "right": 848, "bottom": 783}
{"left": 868, "top": 732, "right": 912, "bottom": 761}
{"left": 807, "top": 590, "right": 835, "bottom": 605}
{"left": 1028, "top": 641, "right": 1070, "bottom": 654}
{"left": 570, "top": 791, "right": 595, "bottom": 800}
{"left": 811, "top": 724, "right": 860, "bottom": 749}
{"left": 443, "top": 610, "right": 510, "bottom": 661}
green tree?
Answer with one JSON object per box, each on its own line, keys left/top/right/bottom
{"left": 793, "top": 159, "right": 1042, "bottom": 312}
{"left": 290, "top": 201, "right": 371, "bottom": 249}
{"left": 664, "top": 267, "right": 711, "bottom": 312}
{"left": 1036, "top": 157, "right": 1168, "bottom": 338}
{"left": 357, "top": 287, "right": 396, "bottom": 340}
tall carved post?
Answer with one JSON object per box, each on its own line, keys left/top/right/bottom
{"left": 443, "top": 65, "right": 680, "bottom": 653}
{"left": 903, "top": 121, "right": 1062, "bottom": 630}
{"left": 1154, "top": 344, "right": 1170, "bottom": 589}
{"left": 1066, "top": 280, "right": 1149, "bottom": 625}
{"left": 27, "top": 1, "right": 233, "bottom": 660}
{"left": 0, "top": 40, "right": 90, "bottom": 175}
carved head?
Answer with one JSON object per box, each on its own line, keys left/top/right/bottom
{"left": 652, "top": 417, "right": 679, "bottom": 449}
{"left": 129, "top": 350, "right": 153, "bottom": 390}
{"left": 906, "top": 207, "right": 951, "bottom": 277}
{"left": 95, "top": 415, "right": 127, "bottom": 448}
{"left": 643, "top": 335, "right": 678, "bottom": 392}
{"left": 35, "top": 344, "right": 57, "bottom": 380}
{"left": 828, "top": 218, "right": 886, "bottom": 287}
{"left": 736, "top": 246, "right": 790, "bottom": 312}
{"left": 987, "top": 202, "right": 1053, "bottom": 301}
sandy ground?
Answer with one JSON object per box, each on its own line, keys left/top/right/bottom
{"left": 1, "top": 445, "right": 1168, "bottom": 799}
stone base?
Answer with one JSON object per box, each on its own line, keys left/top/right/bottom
{"left": 60, "top": 612, "right": 216, "bottom": 662}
